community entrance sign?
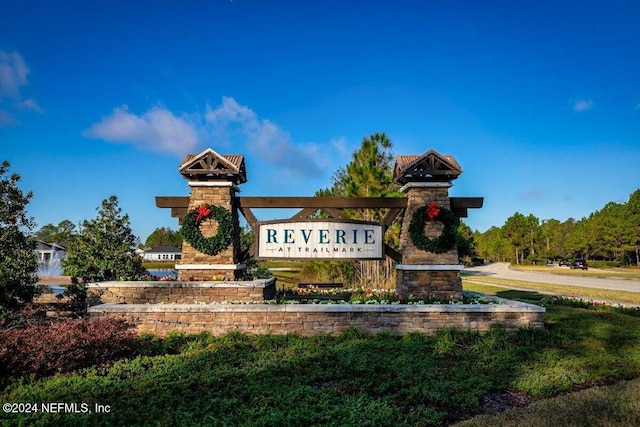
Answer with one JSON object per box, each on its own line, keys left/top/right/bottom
{"left": 258, "top": 220, "right": 383, "bottom": 260}
{"left": 156, "top": 147, "right": 483, "bottom": 299}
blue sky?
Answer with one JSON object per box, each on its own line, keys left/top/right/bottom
{"left": 1, "top": 0, "right": 639, "bottom": 241}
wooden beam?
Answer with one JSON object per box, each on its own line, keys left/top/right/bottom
{"left": 156, "top": 196, "right": 189, "bottom": 208}
{"left": 238, "top": 197, "right": 407, "bottom": 209}
{"left": 452, "top": 208, "right": 468, "bottom": 218}
{"left": 238, "top": 207, "right": 259, "bottom": 229}
{"left": 157, "top": 196, "right": 482, "bottom": 222}
{"left": 322, "top": 208, "right": 347, "bottom": 219}
{"left": 450, "top": 197, "right": 484, "bottom": 209}
{"left": 382, "top": 208, "right": 403, "bottom": 228}
{"left": 171, "top": 207, "right": 187, "bottom": 218}
{"left": 384, "top": 244, "right": 402, "bottom": 263}
{"left": 291, "top": 208, "right": 317, "bottom": 220}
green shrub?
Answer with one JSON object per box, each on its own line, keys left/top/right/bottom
{"left": 586, "top": 259, "right": 624, "bottom": 269}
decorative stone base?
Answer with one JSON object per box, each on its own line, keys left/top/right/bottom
{"left": 176, "top": 263, "right": 246, "bottom": 281}
{"left": 396, "top": 265, "right": 463, "bottom": 301}
{"left": 87, "top": 279, "right": 275, "bottom": 305}
{"left": 88, "top": 295, "right": 545, "bottom": 337}
{"left": 37, "top": 275, "right": 73, "bottom": 285}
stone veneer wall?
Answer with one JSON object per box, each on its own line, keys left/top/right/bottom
{"left": 88, "top": 296, "right": 545, "bottom": 337}
{"left": 178, "top": 184, "right": 242, "bottom": 281}
{"left": 87, "top": 279, "right": 275, "bottom": 306}
{"left": 396, "top": 269, "right": 462, "bottom": 300}
{"left": 396, "top": 184, "right": 462, "bottom": 300}
{"left": 399, "top": 185, "right": 459, "bottom": 265}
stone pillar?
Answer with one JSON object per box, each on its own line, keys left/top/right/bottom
{"left": 177, "top": 181, "right": 244, "bottom": 281}
{"left": 396, "top": 182, "right": 463, "bottom": 301}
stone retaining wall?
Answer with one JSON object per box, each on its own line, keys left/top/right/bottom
{"left": 396, "top": 269, "right": 462, "bottom": 300}
{"left": 37, "top": 275, "right": 73, "bottom": 285}
{"left": 87, "top": 279, "right": 276, "bottom": 306}
{"left": 88, "top": 296, "right": 545, "bottom": 337}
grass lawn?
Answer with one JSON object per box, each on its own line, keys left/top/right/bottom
{"left": 454, "top": 377, "right": 640, "bottom": 427}
{"left": 463, "top": 275, "right": 640, "bottom": 305}
{"left": 2, "top": 289, "right": 640, "bottom": 426}
{"left": 510, "top": 264, "right": 640, "bottom": 280}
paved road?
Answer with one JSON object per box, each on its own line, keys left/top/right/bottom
{"left": 464, "top": 263, "right": 640, "bottom": 293}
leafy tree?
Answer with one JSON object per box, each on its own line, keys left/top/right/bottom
{"left": 474, "top": 188, "right": 639, "bottom": 266}
{"left": 564, "top": 216, "right": 593, "bottom": 259}
{"left": 0, "top": 161, "right": 39, "bottom": 311}
{"left": 456, "top": 220, "right": 477, "bottom": 263}
{"left": 35, "top": 219, "right": 77, "bottom": 243}
{"left": 501, "top": 212, "right": 528, "bottom": 264}
{"left": 626, "top": 189, "right": 640, "bottom": 266}
{"left": 524, "top": 214, "right": 541, "bottom": 261}
{"left": 540, "top": 219, "right": 560, "bottom": 259}
{"left": 474, "top": 226, "right": 509, "bottom": 262}
{"left": 144, "top": 227, "right": 182, "bottom": 248}
{"left": 592, "top": 202, "right": 627, "bottom": 259}
{"left": 64, "top": 196, "right": 145, "bottom": 282}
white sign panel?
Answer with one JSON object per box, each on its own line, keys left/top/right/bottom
{"left": 258, "top": 221, "right": 383, "bottom": 260}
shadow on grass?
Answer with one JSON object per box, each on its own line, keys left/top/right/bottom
{"left": 495, "top": 290, "right": 546, "bottom": 305}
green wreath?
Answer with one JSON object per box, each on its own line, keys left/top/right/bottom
{"left": 408, "top": 203, "right": 459, "bottom": 254}
{"left": 181, "top": 204, "right": 233, "bottom": 256}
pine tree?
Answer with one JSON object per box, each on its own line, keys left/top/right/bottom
{"left": 316, "top": 133, "right": 402, "bottom": 287}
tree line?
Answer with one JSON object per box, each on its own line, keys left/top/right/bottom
{"left": 473, "top": 189, "right": 640, "bottom": 266}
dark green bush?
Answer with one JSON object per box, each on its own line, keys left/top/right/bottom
{"left": 586, "top": 260, "right": 625, "bottom": 269}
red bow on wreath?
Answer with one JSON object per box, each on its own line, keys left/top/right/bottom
{"left": 195, "top": 204, "right": 211, "bottom": 222}
{"left": 426, "top": 202, "right": 440, "bottom": 220}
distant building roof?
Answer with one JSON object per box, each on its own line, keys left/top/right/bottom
{"left": 36, "top": 241, "right": 67, "bottom": 251}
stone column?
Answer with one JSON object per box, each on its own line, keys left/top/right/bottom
{"left": 396, "top": 182, "right": 463, "bottom": 301}
{"left": 177, "top": 181, "right": 244, "bottom": 281}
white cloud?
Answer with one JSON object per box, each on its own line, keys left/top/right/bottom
{"left": 84, "top": 105, "right": 201, "bottom": 156}
{"left": 573, "top": 99, "right": 593, "bottom": 112}
{"left": 205, "top": 97, "right": 325, "bottom": 176}
{"left": 331, "top": 136, "right": 350, "bottom": 157}
{"left": 0, "top": 50, "right": 42, "bottom": 126}
{"left": 19, "top": 98, "right": 44, "bottom": 113}
{"left": 85, "top": 97, "right": 338, "bottom": 176}
{"left": 0, "top": 51, "right": 29, "bottom": 99}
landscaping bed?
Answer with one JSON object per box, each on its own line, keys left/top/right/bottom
{"left": 2, "top": 291, "right": 640, "bottom": 426}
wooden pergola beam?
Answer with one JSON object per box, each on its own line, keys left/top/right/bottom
{"left": 450, "top": 197, "right": 484, "bottom": 209}
{"left": 156, "top": 195, "right": 484, "bottom": 221}
{"left": 156, "top": 196, "right": 189, "bottom": 208}
{"left": 239, "top": 197, "right": 408, "bottom": 209}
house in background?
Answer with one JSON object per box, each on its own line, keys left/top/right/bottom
{"left": 142, "top": 245, "right": 182, "bottom": 261}
{"left": 35, "top": 241, "right": 67, "bottom": 261}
